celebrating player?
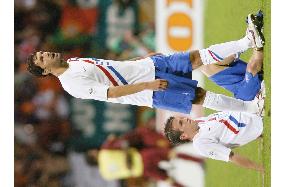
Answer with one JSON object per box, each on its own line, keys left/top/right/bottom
{"left": 26, "top": 13, "right": 263, "bottom": 114}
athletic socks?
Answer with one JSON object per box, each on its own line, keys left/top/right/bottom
{"left": 202, "top": 91, "right": 258, "bottom": 113}
{"left": 199, "top": 37, "right": 252, "bottom": 65}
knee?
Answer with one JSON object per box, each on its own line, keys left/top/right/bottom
{"left": 246, "top": 62, "right": 259, "bottom": 76}
{"left": 192, "top": 87, "right": 207, "bottom": 104}
{"left": 190, "top": 50, "right": 202, "bottom": 69}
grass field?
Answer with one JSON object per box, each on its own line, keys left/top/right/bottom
{"left": 204, "top": 0, "right": 271, "bottom": 187}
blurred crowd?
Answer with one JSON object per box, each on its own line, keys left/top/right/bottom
{"left": 14, "top": 0, "right": 202, "bottom": 187}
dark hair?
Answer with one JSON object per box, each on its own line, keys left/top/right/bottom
{"left": 164, "top": 116, "right": 190, "bottom": 145}
{"left": 26, "top": 52, "right": 47, "bottom": 77}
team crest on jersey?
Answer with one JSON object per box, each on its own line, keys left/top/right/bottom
{"left": 209, "top": 151, "right": 215, "bottom": 156}
{"left": 89, "top": 88, "right": 94, "bottom": 94}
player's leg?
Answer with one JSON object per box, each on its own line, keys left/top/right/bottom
{"left": 152, "top": 80, "right": 261, "bottom": 114}
{"left": 190, "top": 28, "right": 256, "bottom": 68}
{"left": 202, "top": 56, "right": 263, "bottom": 103}
{"left": 198, "top": 64, "right": 226, "bottom": 77}
{"left": 198, "top": 10, "right": 264, "bottom": 66}
{"left": 190, "top": 49, "right": 240, "bottom": 70}
{"left": 199, "top": 52, "right": 242, "bottom": 78}
{"left": 246, "top": 50, "right": 263, "bottom": 76}
{"left": 189, "top": 34, "right": 252, "bottom": 70}
{"left": 199, "top": 19, "right": 265, "bottom": 101}
{"left": 192, "top": 87, "right": 261, "bottom": 113}
{"left": 153, "top": 32, "right": 256, "bottom": 75}
{"left": 202, "top": 28, "right": 264, "bottom": 101}
{"left": 230, "top": 52, "right": 263, "bottom": 104}
{"left": 231, "top": 11, "right": 265, "bottom": 101}
{"left": 198, "top": 54, "right": 236, "bottom": 77}
{"left": 156, "top": 33, "right": 256, "bottom": 73}
{"left": 197, "top": 35, "right": 252, "bottom": 66}
{"left": 232, "top": 25, "right": 265, "bottom": 101}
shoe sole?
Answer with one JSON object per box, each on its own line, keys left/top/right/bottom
{"left": 247, "top": 14, "right": 265, "bottom": 48}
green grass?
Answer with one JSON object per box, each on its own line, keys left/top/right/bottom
{"left": 204, "top": 0, "right": 271, "bottom": 187}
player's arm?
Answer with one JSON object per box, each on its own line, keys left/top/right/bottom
{"left": 107, "top": 79, "right": 168, "bottom": 98}
{"left": 229, "top": 151, "right": 264, "bottom": 172}
{"left": 128, "top": 52, "right": 163, "bottom": 61}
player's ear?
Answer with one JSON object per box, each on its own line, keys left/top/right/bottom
{"left": 180, "top": 133, "right": 189, "bottom": 140}
{"left": 42, "top": 68, "right": 51, "bottom": 75}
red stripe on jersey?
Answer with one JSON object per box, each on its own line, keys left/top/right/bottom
{"left": 82, "top": 59, "right": 119, "bottom": 86}
{"left": 219, "top": 119, "right": 239, "bottom": 134}
{"left": 196, "top": 117, "right": 239, "bottom": 134}
{"left": 83, "top": 59, "right": 95, "bottom": 64}
{"left": 96, "top": 65, "right": 119, "bottom": 86}
{"left": 195, "top": 117, "right": 216, "bottom": 123}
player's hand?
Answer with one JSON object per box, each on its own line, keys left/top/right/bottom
{"left": 146, "top": 79, "right": 168, "bottom": 91}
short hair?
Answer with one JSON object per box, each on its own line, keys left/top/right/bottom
{"left": 164, "top": 116, "right": 190, "bottom": 145}
{"left": 26, "top": 52, "right": 47, "bottom": 77}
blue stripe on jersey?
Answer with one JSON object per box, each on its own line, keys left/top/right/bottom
{"left": 229, "top": 115, "right": 246, "bottom": 127}
{"left": 107, "top": 66, "right": 128, "bottom": 85}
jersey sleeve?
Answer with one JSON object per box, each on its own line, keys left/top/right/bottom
{"left": 64, "top": 77, "right": 109, "bottom": 100}
{"left": 193, "top": 139, "right": 231, "bottom": 162}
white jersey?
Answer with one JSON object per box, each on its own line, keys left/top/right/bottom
{"left": 192, "top": 112, "right": 263, "bottom": 162}
{"left": 58, "top": 57, "right": 155, "bottom": 107}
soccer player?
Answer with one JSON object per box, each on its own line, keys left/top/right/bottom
{"left": 27, "top": 14, "right": 263, "bottom": 114}
{"left": 163, "top": 11, "right": 266, "bottom": 172}
{"left": 163, "top": 111, "right": 264, "bottom": 172}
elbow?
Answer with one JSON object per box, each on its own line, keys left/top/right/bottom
{"left": 107, "top": 88, "right": 117, "bottom": 98}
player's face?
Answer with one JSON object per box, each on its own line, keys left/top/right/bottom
{"left": 34, "top": 51, "right": 62, "bottom": 74}
{"left": 171, "top": 116, "right": 198, "bottom": 140}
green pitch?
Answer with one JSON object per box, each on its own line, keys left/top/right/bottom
{"left": 203, "top": 0, "right": 271, "bottom": 187}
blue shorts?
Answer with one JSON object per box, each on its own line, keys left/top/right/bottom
{"left": 209, "top": 60, "right": 262, "bottom": 101}
{"left": 150, "top": 52, "right": 198, "bottom": 114}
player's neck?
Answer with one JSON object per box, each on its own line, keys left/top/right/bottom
{"left": 53, "top": 62, "right": 69, "bottom": 77}
{"left": 190, "top": 123, "right": 200, "bottom": 140}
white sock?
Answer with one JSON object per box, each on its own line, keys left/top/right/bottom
{"left": 199, "top": 37, "right": 252, "bottom": 65}
{"left": 202, "top": 91, "right": 257, "bottom": 113}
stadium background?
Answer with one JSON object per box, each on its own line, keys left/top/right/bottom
{"left": 14, "top": 0, "right": 271, "bottom": 187}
